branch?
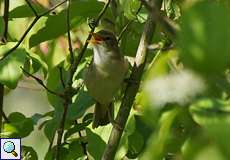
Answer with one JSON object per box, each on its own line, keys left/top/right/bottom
{"left": 25, "top": 0, "right": 38, "bottom": 17}
{"left": 139, "top": 0, "right": 179, "bottom": 37}
{"left": 68, "top": 0, "right": 112, "bottom": 85}
{"left": 66, "top": 0, "right": 74, "bottom": 85}
{"left": 0, "top": 0, "right": 68, "bottom": 61}
{"left": 1, "top": 0, "right": 9, "bottom": 43}
{"left": 0, "top": 84, "right": 10, "bottom": 135}
{"left": 55, "top": 1, "right": 111, "bottom": 158}
{"left": 55, "top": 100, "right": 69, "bottom": 160}
{"left": 67, "top": 0, "right": 74, "bottom": 64}
{"left": 0, "top": 0, "right": 10, "bottom": 136}
{"left": 55, "top": 0, "right": 74, "bottom": 158}
{"left": 21, "top": 67, "right": 64, "bottom": 98}
{"left": 102, "top": 1, "right": 162, "bottom": 159}
{"left": 58, "top": 67, "right": 66, "bottom": 88}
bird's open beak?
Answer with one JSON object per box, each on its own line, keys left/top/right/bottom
{"left": 87, "top": 32, "right": 104, "bottom": 44}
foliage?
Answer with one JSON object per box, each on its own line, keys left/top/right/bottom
{"left": 1, "top": 0, "right": 230, "bottom": 159}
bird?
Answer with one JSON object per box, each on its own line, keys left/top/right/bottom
{"left": 84, "top": 30, "right": 128, "bottom": 128}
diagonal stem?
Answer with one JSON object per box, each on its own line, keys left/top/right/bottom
{"left": 21, "top": 67, "right": 64, "bottom": 98}
{"left": 68, "top": 0, "right": 112, "bottom": 86}
{"left": 102, "top": 0, "right": 163, "bottom": 159}
{"left": 0, "top": 0, "right": 68, "bottom": 61}
{"left": 25, "top": 0, "right": 38, "bottom": 17}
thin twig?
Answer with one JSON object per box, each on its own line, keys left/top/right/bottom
{"left": 55, "top": 82, "right": 84, "bottom": 159}
{"left": 0, "top": 0, "right": 68, "bottom": 61}
{"left": 58, "top": 67, "right": 66, "bottom": 88}
{"left": 0, "top": 0, "right": 10, "bottom": 136}
{"left": 68, "top": 0, "right": 112, "bottom": 86}
{"left": 118, "top": 5, "right": 142, "bottom": 42}
{"left": 66, "top": 0, "right": 74, "bottom": 69}
{"left": 21, "top": 67, "right": 64, "bottom": 98}
{"left": 102, "top": 0, "right": 161, "bottom": 159}
{"left": 75, "top": 120, "right": 89, "bottom": 159}
{"left": 139, "top": 0, "right": 179, "bottom": 37}
{"left": 55, "top": 100, "right": 69, "bottom": 160}
{"left": 1, "top": 0, "right": 9, "bottom": 43}
{"left": 25, "top": 0, "right": 38, "bottom": 17}
{"left": 55, "top": 1, "right": 74, "bottom": 158}
{"left": 48, "top": 133, "right": 55, "bottom": 151}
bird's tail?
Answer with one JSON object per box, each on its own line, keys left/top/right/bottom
{"left": 92, "top": 102, "right": 114, "bottom": 128}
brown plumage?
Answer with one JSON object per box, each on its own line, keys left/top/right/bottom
{"left": 84, "top": 30, "right": 128, "bottom": 128}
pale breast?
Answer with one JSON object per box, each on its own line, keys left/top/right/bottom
{"left": 84, "top": 58, "right": 128, "bottom": 104}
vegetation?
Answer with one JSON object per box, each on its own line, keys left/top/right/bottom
{"left": 0, "top": 0, "right": 230, "bottom": 159}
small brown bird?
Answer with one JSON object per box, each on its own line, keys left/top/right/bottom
{"left": 84, "top": 30, "right": 128, "bottom": 128}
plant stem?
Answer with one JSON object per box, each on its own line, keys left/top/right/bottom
{"left": 140, "top": 0, "right": 179, "bottom": 37}
{"left": 0, "top": 0, "right": 68, "bottom": 61}
{"left": 21, "top": 67, "right": 64, "bottom": 98}
{"left": 0, "top": 0, "right": 10, "bottom": 137}
{"left": 55, "top": 100, "right": 69, "bottom": 159}
{"left": 25, "top": 0, "right": 38, "bottom": 17}
{"left": 68, "top": 0, "right": 112, "bottom": 86}
{"left": 102, "top": 1, "right": 162, "bottom": 159}
{"left": 2, "top": 0, "right": 9, "bottom": 43}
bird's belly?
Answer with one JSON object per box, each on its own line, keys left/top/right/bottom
{"left": 84, "top": 60, "right": 126, "bottom": 104}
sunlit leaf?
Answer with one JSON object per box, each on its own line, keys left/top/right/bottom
{"left": 3, "top": 112, "right": 34, "bottom": 138}
{"left": 141, "top": 107, "right": 179, "bottom": 160}
{"left": 67, "top": 89, "right": 95, "bottom": 121}
{"left": 9, "top": 4, "right": 46, "bottom": 18}
{"left": 29, "top": 0, "right": 104, "bottom": 47}
{"left": 190, "top": 98, "right": 230, "bottom": 126}
{"left": 86, "top": 128, "right": 106, "bottom": 160}
{"left": 178, "top": 1, "right": 230, "bottom": 74}
{"left": 0, "top": 43, "right": 27, "bottom": 88}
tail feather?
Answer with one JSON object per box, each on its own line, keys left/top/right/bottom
{"left": 92, "top": 102, "right": 114, "bottom": 128}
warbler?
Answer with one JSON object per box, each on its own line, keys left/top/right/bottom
{"left": 84, "top": 30, "right": 128, "bottom": 128}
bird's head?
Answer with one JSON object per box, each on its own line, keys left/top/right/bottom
{"left": 88, "top": 30, "right": 119, "bottom": 52}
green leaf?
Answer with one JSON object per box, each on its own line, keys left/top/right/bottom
{"left": 67, "top": 90, "right": 95, "bottom": 121}
{"left": 126, "top": 130, "right": 144, "bottom": 158}
{"left": 9, "top": 4, "right": 46, "bottom": 18}
{"left": 22, "top": 146, "right": 38, "bottom": 160}
{"left": 120, "top": 22, "right": 143, "bottom": 57}
{"left": 205, "top": 122, "right": 230, "bottom": 158}
{"left": 120, "top": 0, "right": 141, "bottom": 20}
{"left": 29, "top": 0, "right": 104, "bottom": 47}
{"left": 141, "top": 107, "right": 179, "bottom": 160}
{"left": 27, "top": 50, "right": 48, "bottom": 72}
{"left": 46, "top": 67, "right": 66, "bottom": 110}
{"left": 190, "top": 98, "right": 230, "bottom": 126}
{"left": 86, "top": 128, "right": 106, "bottom": 160}
{"left": 64, "top": 118, "right": 92, "bottom": 141}
{"left": 66, "top": 140, "right": 85, "bottom": 159}
{"left": 3, "top": 112, "right": 34, "bottom": 138}
{"left": 178, "top": 2, "right": 230, "bottom": 74}
{"left": 44, "top": 119, "right": 58, "bottom": 142}
{"left": 8, "top": 18, "right": 28, "bottom": 40}
{"left": 182, "top": 136, "right": 227, "bottom": 160}
{"left": 45, "top": 145, "right": 69, "bottom": 160}
{"left": 0, "top": 43, "right": 27, "bottom": 88}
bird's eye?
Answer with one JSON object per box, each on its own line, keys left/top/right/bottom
{"left": 104, "top": 36, "right": 111, "bottom": 40}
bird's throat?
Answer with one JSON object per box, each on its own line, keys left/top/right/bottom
{"left": 93, "top": 45, "right": 118, "bottom": 67}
